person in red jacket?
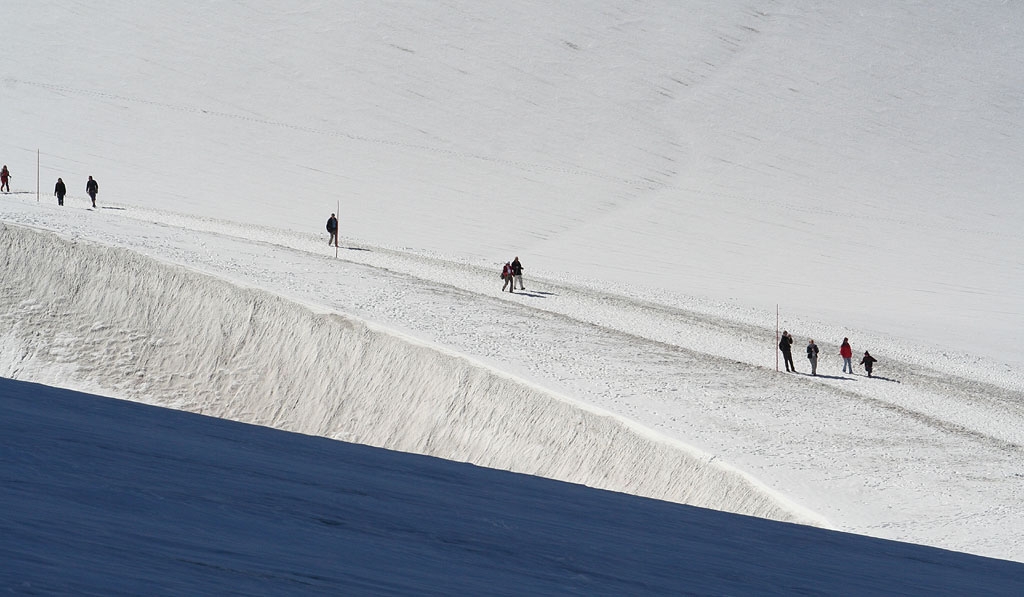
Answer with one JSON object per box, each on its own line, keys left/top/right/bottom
{"left": 840, "top": 337, "right": 853, "bottom": 374}
{"left": 501, "top": 262, "right": 514, "bottom": 293}
{"left": 1, "top": 165, "right": 10, "bottom": 193}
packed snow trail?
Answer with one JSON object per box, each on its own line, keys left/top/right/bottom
{"left": 1, "top": 197, "right": 1023, "bottom": 561}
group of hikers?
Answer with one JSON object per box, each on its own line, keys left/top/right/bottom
{"left": 779, "top": 331, "right": 877, "bottom": 377}
{"left": 0, "top": 165, "right": 100, "bottom": 208}
{"left": 319, "top": 210, "right": 884, "bottom": 379}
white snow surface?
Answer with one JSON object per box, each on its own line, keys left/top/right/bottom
{"left": 2, "top": 0, "right": 1024, "bottom": 565}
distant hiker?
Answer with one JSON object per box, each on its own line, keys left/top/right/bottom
{"left": 806, "top": 339, "right": 819, "bottom": 376}
{"left": 85, "top": 176, "right": 98, "bottom": 208}
{"left": 840, "top": 337, "right": 853, "bottom": 374}
{"left": 326, "top": 213, "right": 339, "bottom": 247}
{"left": 860, "top": 351, "right": 877, "bottom": 377}
{"left": 511, "top": 256, "right": 525, "bottom": 291}
{"left": 501, "top": 262, "right": 514, "bottom": 293}
{"left": 1, "top": 165, "right": 10, "bottom": 193}
{"left": 54, "top": 178, "right": 66, "bottom": 206}
{"left": 779, "top": 331, "right": 796, "bottom": 372}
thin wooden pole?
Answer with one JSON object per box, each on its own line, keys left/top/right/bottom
{"left": 335, "top": 199, "right": 340, "bottom": 257}
{"left": 776, "top": 304, "right": 780, "bottom": 372}
{"left": 36, "top": 149, "right": 40, "bottom": 202}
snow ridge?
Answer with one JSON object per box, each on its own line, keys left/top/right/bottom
{"left": 0, "top": 224, "right": 824, "bottom": 526}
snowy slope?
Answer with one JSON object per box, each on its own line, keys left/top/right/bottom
{"left": 4, "top": 378, "right": 1024, "bottom": 594}
{"left": 3, "top": 1, "right": 1022, "bottom": 362}
{"left": 3, "top": 0, "right": 1024, "bottom": 570}
{"left": 2, "top": 209, "right": 1021, "bottom": 563}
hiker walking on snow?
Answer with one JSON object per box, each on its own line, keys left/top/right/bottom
{"left": 840, "top": 337, "right": 853, "bottom": 374}
{"left": 1, "top": 165, "right": 10, "bottom": 193}
{"left": 779, "top": 331, "right": 796, "bottom": 372}
{"left": 806, "top": 339, "right": 819, "bottom": 376}
{"left": 501, "top": 262, "right": 514, "bottom": 293}
{"left": 860, "top": 351, "right": 877, "bottom": 377}
{"left": 54, "top": 178, "right": 66, "bottom": 206}
{"left": 511, "top": 256, "right": 525, "bottom": 291}
{"left": 85, "top": 176, "right": 98, "bottom": 208}
{"left": 326, "top": 213, "right": 339, "bottom": 247}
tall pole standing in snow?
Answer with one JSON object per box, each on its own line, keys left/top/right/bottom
{"left": 776, "top": 304, "right": 780, "bottom": 372}
{"left": 36, "top": 149, "right": 40, "bottom": 203}
{"left": 335, "top": 200, "right": 340, "bottom": 258}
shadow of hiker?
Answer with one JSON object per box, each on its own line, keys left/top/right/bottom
{"left": 809, "top": 373, "right": 856, "bottom": 381}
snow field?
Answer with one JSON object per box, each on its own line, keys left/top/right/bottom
{"left": 0, "top": 223, "right": 822, "bottom": 526}
{"left": 1, "top": 0, "right": 1023, "bottom": 565}
{"left": 2, "top": 194, "right": 1023, "bottom": 560}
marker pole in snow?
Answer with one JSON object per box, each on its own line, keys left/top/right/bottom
{"left": 776, "top": 304, "right": 780, "bottom": 372}
{"left": 36, "top": 149, "right": 40, "bottom": 202}
{"left": 335, "top": 200, "right": 339, "bottom": 258}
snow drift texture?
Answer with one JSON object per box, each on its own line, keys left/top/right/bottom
{"left": 0, "top": 224, "right": 813, "bottom": 525}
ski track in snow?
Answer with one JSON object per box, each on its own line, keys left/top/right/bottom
{"left": 2, "top": 196, "right": 1023, "bottom": 562}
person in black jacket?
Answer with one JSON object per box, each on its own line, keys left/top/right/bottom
{"left": 779, "top": 330, "right": 796, "bottom": 372}
{"left": 860, "top": 351, "right": 877, "bottom": 377}
{"left": 326, "top": 213, "right": 338, "bottom": 247}
{"left": 54, "top": 178, "right": 66, "bottom": 206}
{"left": 510, "top": 256, "right": 525, "bottom": 291}
{"left": 85, "top": 176, "right": 98, "bottom": 208}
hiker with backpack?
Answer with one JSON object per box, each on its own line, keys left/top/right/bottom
{"left": 501, "top": 262, "right": 514, "bottom": 293}
{"left": 779, "top": 331, "right": 796, "bottom": 372}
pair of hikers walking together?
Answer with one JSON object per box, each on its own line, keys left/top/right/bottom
{"left": 779, "top": 331, "right": 876, "bottom": 377}
{"left": 48, "top": 175, "right": 98, "bottom": 207}
{"left": 501, "top": 257, "right": 525, "bottom": 293}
